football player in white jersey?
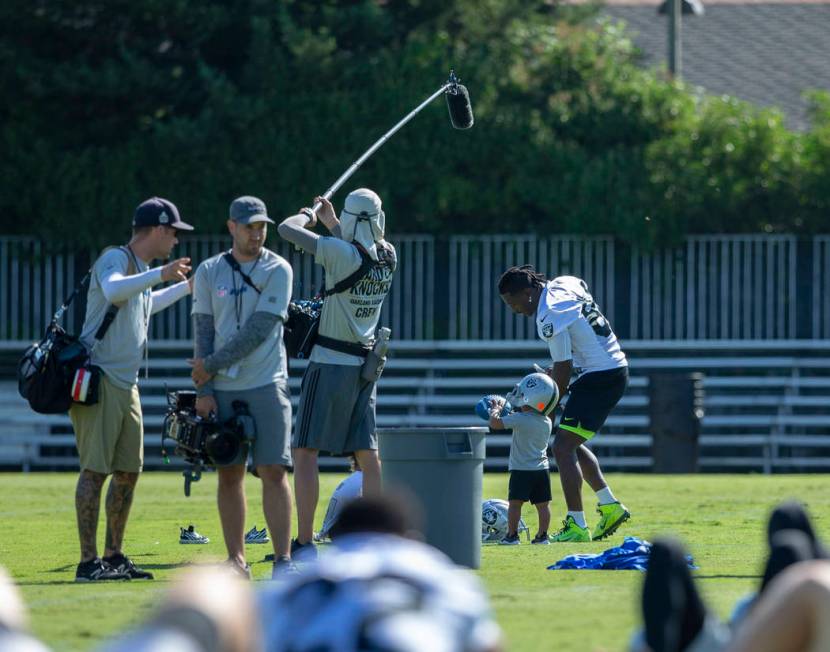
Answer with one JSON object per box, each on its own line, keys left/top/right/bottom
{"left": 498, "top": 264, "right": 631, "bottom": 543}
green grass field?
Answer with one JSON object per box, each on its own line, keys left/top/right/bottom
{"left": 2, "top": 472, "right": 828, "bottom": 651}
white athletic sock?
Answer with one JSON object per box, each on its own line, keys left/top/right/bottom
{"left": 567, "top": 511, "right": 587, "bottom": 528}
{"left": 596, "top": 487, "right": 617, "bottom": 505}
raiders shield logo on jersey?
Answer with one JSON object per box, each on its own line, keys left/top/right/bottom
{"left": 542, "top": 322, "right": 554, "bottom": 338}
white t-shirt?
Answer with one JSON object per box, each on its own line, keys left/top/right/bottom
{"left": 311, "top": 237, "right": 396, "bottom": 366}
{"left": 536, "top": 276, "right": 627, "bottom": 377}
{"left": 501, "top": 411, "right": 551, "bottom": 471}
{"left": 318, "top": 471, "right": 363, "bottom": 538}
{"left": 81, "top": 248, "right": 152, "bottom": 389}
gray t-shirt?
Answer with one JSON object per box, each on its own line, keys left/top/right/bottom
{"left": 501, "top": 410, "right": 552, "bottom": 471}
{"left": 311, "top": 238, "right": 396, "bottom": 366}
{"left": 81, "top": 248, "right": 152, "bottom": 390}
{"left": 192, "top": 248, "right": 292, "bottom": 391}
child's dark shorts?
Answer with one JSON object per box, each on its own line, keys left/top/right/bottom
{"left": 508, "top": 469, "right": 552, "bottom": 504}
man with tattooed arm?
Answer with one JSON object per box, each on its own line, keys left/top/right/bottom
{"left": 71, "top": 198, "right": 194, "bottom": 582}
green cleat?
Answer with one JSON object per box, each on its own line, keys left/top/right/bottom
{"left": 550, "top": 516, "right": 592, "bottom": 543}
{"left": 592, "top": 502, "right": 631, "bottom": 540}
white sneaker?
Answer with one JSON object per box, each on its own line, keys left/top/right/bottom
{"left": 179, "top": 525, "right": 209, "bottom": 544}
{"left": 245, "top": 526, "right": 270, "bottom": 544}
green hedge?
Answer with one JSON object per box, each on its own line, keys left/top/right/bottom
{"left": 1, "top": 0, "right": 827, "bottom": 249}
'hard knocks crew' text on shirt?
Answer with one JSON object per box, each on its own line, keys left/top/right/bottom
{"left": 312, "top": 237, "right": 397, "bottom": 366}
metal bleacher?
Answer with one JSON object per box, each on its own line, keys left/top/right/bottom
{"left": 2, "top": 339, "right": 830, "bottom": 472}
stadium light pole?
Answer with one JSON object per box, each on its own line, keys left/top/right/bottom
{"left": 658, "top": 0, "right": 704, "bottom": 78}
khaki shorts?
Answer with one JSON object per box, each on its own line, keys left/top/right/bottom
{"left": 69, "top": 373, "right": 143, "bottom": 474}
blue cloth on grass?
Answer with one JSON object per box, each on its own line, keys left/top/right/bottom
{"left": 547, "top": 536, "right": 697, "bottom": 571}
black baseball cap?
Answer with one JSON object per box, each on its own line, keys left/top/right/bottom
{"left": 133, "top": 197, "right": 194, "bottom": 231}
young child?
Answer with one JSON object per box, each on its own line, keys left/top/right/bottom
{"left": 488, "top": 372, "right": 558, "bottom": 545}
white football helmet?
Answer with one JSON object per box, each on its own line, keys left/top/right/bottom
{"left": 481, "top": 499, "right": 529, "bottom": 543}
{"left": 506, "top": 372, "right": 558, "bottom": 415}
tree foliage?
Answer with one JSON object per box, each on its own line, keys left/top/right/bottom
{"left": 0, "top": 0, "right": 826, "bottom": 249}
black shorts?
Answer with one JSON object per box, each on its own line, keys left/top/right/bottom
{"left": 559, "top": 366, "right": 629, "bottom": 440}
{"left": 508, "top": 470, "right": 552, "bottom": 504}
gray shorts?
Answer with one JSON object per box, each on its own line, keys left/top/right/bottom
{"left": 293, "top": 362, "right": 377, "bottom": 455}
{"left": 214, "top": 381, "right": 292, "bottom": 468}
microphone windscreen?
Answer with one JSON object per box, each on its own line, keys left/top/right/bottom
{"left": 446, "top": 84, "right": 474, "bottom": 130}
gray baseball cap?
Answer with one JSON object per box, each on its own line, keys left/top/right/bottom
{"left": 229, "top": 196, "right": 275, "bottom": 224}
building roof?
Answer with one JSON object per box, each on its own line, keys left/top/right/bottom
{"left": 596, "top": 2, "right": 830, "bottom": 129}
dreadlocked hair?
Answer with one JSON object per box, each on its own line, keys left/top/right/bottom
{"left": 498, "top": 265, "right": 547, "bottom": 296}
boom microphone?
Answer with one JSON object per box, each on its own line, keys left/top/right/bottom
{"left": 445, "top": 82, "right": 474, "bottom": 130}
{"left": 307, "top": 69, "right": 475, "bottom": 217}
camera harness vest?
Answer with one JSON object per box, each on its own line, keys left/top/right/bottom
{"left": 223, "top": 243, "right": 390, "bottom": 358}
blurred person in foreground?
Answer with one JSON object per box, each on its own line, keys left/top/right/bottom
{"left": 631, "top": 500, "right": 829, "bottom": 652}
{"left": 99, "top": 565, "right": 258, "bottom": 652}
{"left": 0, "top": 567, "right": 50, "bottom": 652}
{"left": 726, "top": 559, "right": 830, "bottom": 652}
{"left": 258, "top": 495, "right": 504, "bottom": 652}
{"left": 729, "top": 499, "right": 828, "bottom": 629}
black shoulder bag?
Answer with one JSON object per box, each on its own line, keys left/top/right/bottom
{"left": 17, "top": 247, "right": 133, "bottom": 413}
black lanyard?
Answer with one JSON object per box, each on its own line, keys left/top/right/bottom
{"left": 227, "top": 251, "right": 261, "bottom": 330}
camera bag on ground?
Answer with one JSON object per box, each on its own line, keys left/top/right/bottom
{"left": 17, "top": 247, "right": 135, "bottom": 414}
{"left": 224, "top": 246, "right": 376, "bottom": 359}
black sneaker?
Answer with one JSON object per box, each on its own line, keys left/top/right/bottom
{"left": 499, "top": 533, "right": 521, "bottom": 546}
{"left": 103, "top": 553, "right": 154, "bottom": 580}
{"left": 271, "top": 555, "right": 300, "bottom": 579}
{"left": 75, "top": 557, "right": 130, "bottom": 582}
{"left": 531, "top": 533, "right": 550, "bottom": 545}
{"left": 290, "top": 538, "right": 318, "bottom": 561}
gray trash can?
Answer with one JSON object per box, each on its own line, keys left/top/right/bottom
{"left": 378, "top": 427, "right": 487, "bottom": 568}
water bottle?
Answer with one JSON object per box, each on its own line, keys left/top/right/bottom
{"left": 374, "top": 327, "right": 391, "bottom": 357}
{"left": 361, "top": 327, "right": 391, "bottom": 382}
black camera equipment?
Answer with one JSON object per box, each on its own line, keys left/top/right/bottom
{"left": 284, "top": 299, "right": 323, "bottom": 359}
{"left": 161, "top": 390, "right": 256, "bottom": 496}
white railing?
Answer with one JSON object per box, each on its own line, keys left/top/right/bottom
{"left": 813, "top": 236, "right": 830, "bottom": 339}
{"left": 1, "top": 234, "right": 827, "bottom": 342}
{"left": 3, "top": 340, "right": 830, "bottom": 472}
{"left": 630, "top": 235, "right": 798, "bottom": 339}
{"left": 148, "top": 234, "right": 436, "bottom": 341}
{"left": 448, "top": 235, "right": 616, "bottom": 340}
{"left": 0, "top": 234, "right": 435, "bottom": 343}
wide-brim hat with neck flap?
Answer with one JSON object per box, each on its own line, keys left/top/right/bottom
{"left": 339, "top": 188, "right": 385, "bottom": 261}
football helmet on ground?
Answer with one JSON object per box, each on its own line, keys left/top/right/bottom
{"left": 481, "top": 498, "right": 530, "bottom": 543}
